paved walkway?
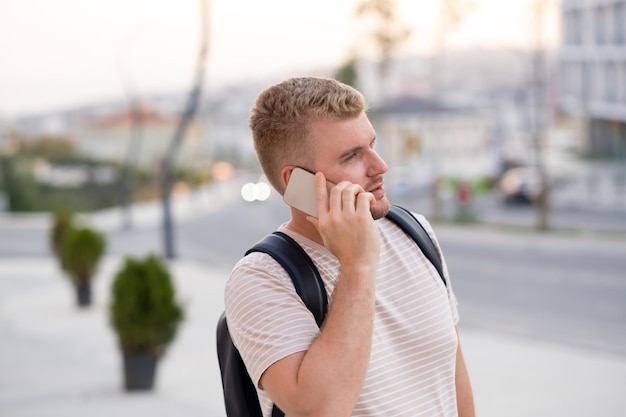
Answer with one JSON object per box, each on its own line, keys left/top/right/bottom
{"left": 1, "top": 256, "right": 626, "bottom": 417}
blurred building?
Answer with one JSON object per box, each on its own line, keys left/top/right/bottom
{"left": 202, "top": 83, "right": 261, "bottom": 168}
{"left": 371, "top": 96, "right": 497, "bottom": 192}
{"left": 75, "top": 105, "right": 206, "bottom": 170}
{"left": 559, "top": 0, "right": 626, "bottom": 158}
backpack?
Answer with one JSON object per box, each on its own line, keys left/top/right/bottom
{"left": 216, "top": 205, "right": 446, "bottom": 417}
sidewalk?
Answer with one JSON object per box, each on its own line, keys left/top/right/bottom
{"left": 1, "top": 256, "right": 626, "bottom": 417}
{"left": 0, "top": 257, "right": 226, "bottom": 417}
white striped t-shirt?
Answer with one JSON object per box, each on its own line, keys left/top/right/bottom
{"left": 224, "top": 213, "right": 460, "bottom": 417}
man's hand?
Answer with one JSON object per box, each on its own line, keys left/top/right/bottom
{"left": 307, "top": 172, "right": 380, "bottom": 269}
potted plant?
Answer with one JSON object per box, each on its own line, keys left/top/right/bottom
{"left": 49, "top": 209, "right": 74, "bottom": 262}
{"left": 60, "top": 226, "right": 106, "bottom": 307}
{"left": 109, "top": 254, "right": 184, "bottom": 391}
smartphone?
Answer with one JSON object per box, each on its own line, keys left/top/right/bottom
{"left": 283, "top": 167, "right": 333, "bottom": 217}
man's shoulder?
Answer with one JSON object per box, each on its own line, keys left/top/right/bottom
{"left": 227, "top": 250, "right": 290, "bottom": 289}
{"left": 225, "top": 251, "right": 296, "bottom": 317}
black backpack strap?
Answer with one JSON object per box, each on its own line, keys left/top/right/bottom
{"left": 246, "top": 231, "right": 328, "bottom": 326}
{"left": 386, "top": 205, "right": 446, "bottom": 286}
{"left": 246, "top": 231, "right": 329, "bottom": 417}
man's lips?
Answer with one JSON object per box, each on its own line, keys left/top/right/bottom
{"left": 369, "top": 183, "right": 386, "bottom": 198}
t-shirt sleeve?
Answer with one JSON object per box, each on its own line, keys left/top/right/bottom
{"left": 224, "top": 252, "right": 321, "bottom": 387}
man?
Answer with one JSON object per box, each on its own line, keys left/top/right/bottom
{"left": 225, "top": 77, "right": 474, "bottom": 417}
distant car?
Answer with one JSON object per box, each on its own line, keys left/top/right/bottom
{"left": 498, "top": 167, "right": 541, "bottom": 205}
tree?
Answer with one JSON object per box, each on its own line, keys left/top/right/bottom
{"left": 428, "top": 0, "right": 474, "bottom": 220}
{"left": 354, "top": 0, "right": 411, "bottom": 100}
{"left": 530, "top": 0, "right": 550, "bottom": 230}
{"left": 60, "top": 226, "right": 106, "bottom": 307}
{"left": 430, "top": 0, "right": 475, "bottom": 99}
{"left": 334, "top": 57, "right": 359, "bottom": 88}
{"left": 0, "top": 155, "right": 40, "bottom": 212}
{"left": 161, "top": 0, "right": 210, "bottom": 259}
{"left": 110, "top": 254, "right": 184, "bottom": 390}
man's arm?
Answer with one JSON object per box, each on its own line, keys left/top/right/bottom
{"left": 455, "top": 329, "right": 476, "bottom": 417}
{"left": 260, "top": 175, "right": 380, "bottom": 417}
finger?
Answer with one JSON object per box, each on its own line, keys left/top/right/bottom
{"left": 355, "top": 191, "right": 376, "bottom": 214}
{"left": 341, "top": 183, "right": 365, "bottom": 212}
{"left": 315, "top": 172, "right": 330, "bottom": 217}
{"left": 329, "top": 180, "right": 349, "bottom": 213}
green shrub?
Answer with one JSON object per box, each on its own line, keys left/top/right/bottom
{"left": 60, "top": 226, "right": 106, "bottom": 284}
{"left": 50, "top": 209, "right": 74, "bottom": 257}
{"left": 110, "top": 255, "right": 184, "bottom": 356}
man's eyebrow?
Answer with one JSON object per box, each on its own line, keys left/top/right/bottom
{"left": 338, "top": 137, "right": 376, "bottom": 160}
{"left": 339, "top": 145, "right": 363, "bottom": 159}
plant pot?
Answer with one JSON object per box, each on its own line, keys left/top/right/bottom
{"left": 76, "top": 281, "right": 92, "bottom": 307}
{"left": 123, "top": 351, "right": 158, "bottom": 390}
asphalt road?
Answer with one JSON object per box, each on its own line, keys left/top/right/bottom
{"left": 2, "top": 192, "right": 625, "bottom": 356}
{"left": 172, "top": 193, "right": 626, "bottom": 356}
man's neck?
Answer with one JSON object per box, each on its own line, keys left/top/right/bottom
{"left": 285, "top": 209, "right": 324, "bottom": 246}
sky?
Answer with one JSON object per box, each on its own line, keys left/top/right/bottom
{"left": 0, "top": 0, "right": 559, "bottom": 118}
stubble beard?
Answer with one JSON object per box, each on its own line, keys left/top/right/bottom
{"left": 371, "top": 196, "right": 391, "bottom": 220}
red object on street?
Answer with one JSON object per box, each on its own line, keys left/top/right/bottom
{"left": 457, "top": 181, "right": 472, "bottom": 206}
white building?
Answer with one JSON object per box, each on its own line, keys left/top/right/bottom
{"left": 371, "top": 96, "right": 498, "bottom": 192}
{"left": 75, "top": 106, "right": 206, "bottom": 170}
{"left": 559, "top": 0, "right": 626, "bottom": 157}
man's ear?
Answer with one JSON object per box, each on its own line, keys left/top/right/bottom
{"left": 280, "top": 165, "right": 297, "bottom": 189}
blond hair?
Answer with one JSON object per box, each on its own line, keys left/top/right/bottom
{"left": 249, "top": 77, "right": 367, "bottom": 194}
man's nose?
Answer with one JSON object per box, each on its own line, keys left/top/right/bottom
{"left": 368, "top": 151, "right": 388, "bottom": 176}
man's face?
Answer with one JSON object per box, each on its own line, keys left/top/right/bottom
{"left": 308, "top": 112, "right": 390, "bottom": 219}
